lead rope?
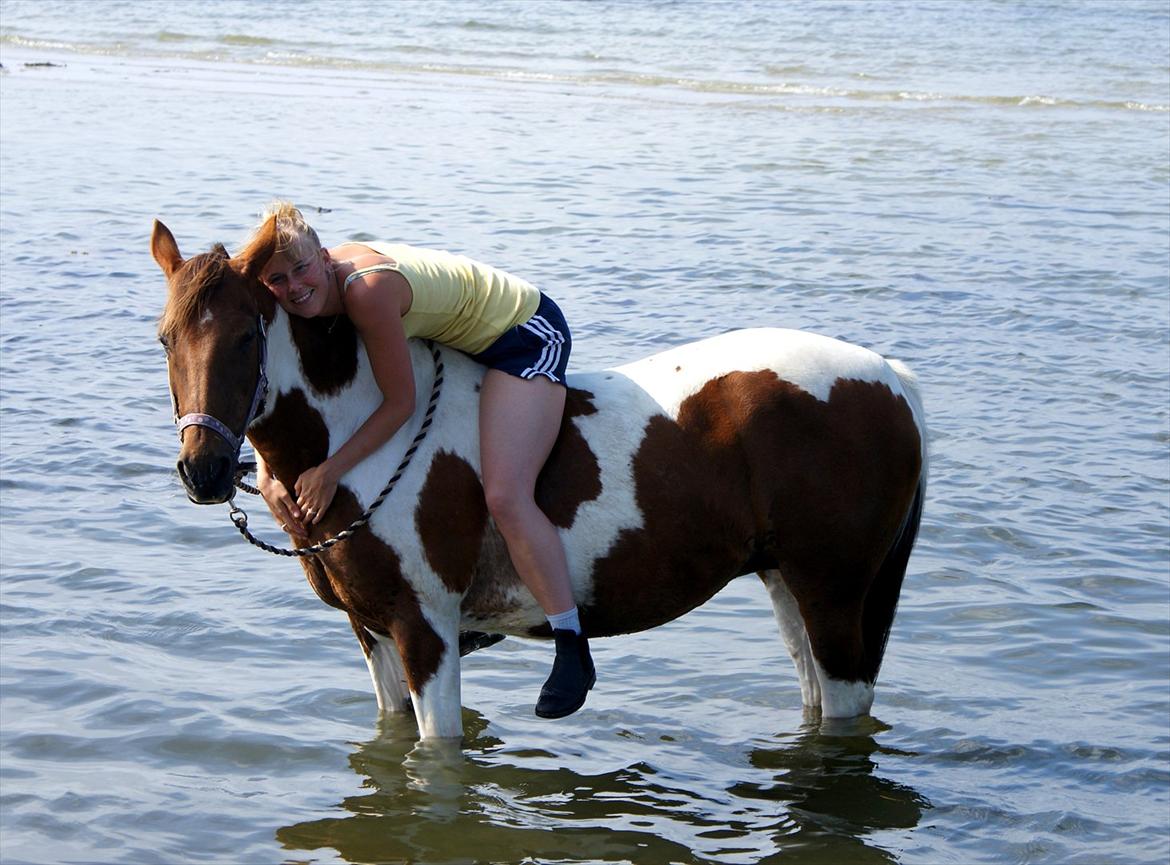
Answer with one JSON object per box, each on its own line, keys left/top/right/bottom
{"left": 227, "top": 341, "right": 444, "bottom": 558}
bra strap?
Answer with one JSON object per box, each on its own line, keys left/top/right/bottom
{"left": 342, "top": 264, "right": 400, "bottom": 295}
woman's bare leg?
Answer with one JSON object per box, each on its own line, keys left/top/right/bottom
{"left": 478, "top": 370, "right": 573, "bottom": 615}
{"left": 479, "top": 369, "right": 594, "bottom": 719}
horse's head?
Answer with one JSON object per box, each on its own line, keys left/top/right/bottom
{"left": 152, "top": 218, "right": 278, "bottom": 504}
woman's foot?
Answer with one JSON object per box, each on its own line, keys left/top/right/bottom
{"left": 535, "top": 630, "right": 596, "bottom": 719}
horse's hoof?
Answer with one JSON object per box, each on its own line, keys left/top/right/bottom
{"left": 535, "top": 630, "right": 595, "bottom": 719}
{"left": 459, "top": 631, "right": 505, "bottom": 657}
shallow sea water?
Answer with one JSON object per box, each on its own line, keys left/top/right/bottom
{"left": 1, "top": 2, "right": 1168, "bottom": 864}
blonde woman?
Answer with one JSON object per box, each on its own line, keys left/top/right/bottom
{"left": 242, "top": 202, "right": 593, "bottom": 720}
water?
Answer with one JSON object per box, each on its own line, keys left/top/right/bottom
{"left": 1, "top": 1, "right": 1167, "bottom": 863}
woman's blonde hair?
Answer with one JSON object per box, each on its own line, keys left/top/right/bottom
{"left": 242, "top": 200, "right": 321, "bottom": 262}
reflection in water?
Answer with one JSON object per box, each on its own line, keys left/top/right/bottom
{"left": 277, "top": 713, "right": 929, "bottom": 864}
{"left": 736, "top": 715, "right": 931, "bottom": 865}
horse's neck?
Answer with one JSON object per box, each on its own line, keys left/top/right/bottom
{"left": 254, "top": 311, "right": 440, "bottom": 492}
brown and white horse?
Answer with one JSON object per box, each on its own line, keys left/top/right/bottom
{"left": 152, "top": 218, "right": 927, "bottom": 740}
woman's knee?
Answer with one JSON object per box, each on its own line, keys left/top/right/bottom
{"left": 483, "top": 479, "right": 532, "bottom": 528}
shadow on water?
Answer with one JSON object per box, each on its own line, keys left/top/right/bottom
{"left": 276, "top": 712, "right": 929, "bottom": 865}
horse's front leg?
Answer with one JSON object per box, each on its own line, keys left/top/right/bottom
{"left": 389, "top": 599, "right": 464, "bottom": 740}
{"left": 348, "top": 614, "right": 411, "bottom": 713}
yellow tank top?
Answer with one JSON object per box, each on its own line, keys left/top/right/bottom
{"left": 353, "top": 241, "right": 540, "bottom": 355}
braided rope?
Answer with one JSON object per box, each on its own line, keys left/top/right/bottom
{"left": 226, "top": 342, "right": 444, "bottom": 558}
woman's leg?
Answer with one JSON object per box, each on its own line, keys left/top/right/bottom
{"left": 479, "top": 368, "right": 595, "bottom": 718}
{"left": 478, "top": 369, "right": 573, "bottom": 615}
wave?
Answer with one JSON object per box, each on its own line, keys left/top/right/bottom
{"left": 218, "top": 34, "right": 277, "bottom": 47}
{"left": 1, "top": 32, "right": 1165, "bottom": 114}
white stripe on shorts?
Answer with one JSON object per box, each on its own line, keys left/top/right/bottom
{"left": 520, "top": 315, "right": 565, "bottom": 381}
{"left": 521, "top": 316, "right": 561, "bottom": 380}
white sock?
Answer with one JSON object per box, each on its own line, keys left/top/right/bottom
{"left": 546, "top": 606, "right": 581, "bottom": 635}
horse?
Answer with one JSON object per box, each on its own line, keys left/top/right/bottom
{"left": 151, "top": 217, "right": 928, "bottom": 740}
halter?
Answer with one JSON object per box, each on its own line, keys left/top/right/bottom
{"left": 172, "top": 315, "right": 269, "bottom": 459}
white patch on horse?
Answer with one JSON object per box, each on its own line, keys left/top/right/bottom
{"left": 199, "top": 307, "right": 215, "bottom": 327}
{"left": 365, "top": 630, "right": 411, "bottom": 713}
{"left": 556, "top": 369, "right": 653, "bottom": 607}
{"left": 253, "top": 309, "right": 299, "bottom": 423}
{"left": 761, "top": 570, "right": 823, "bottom": 709}
{"left": 613, "top": 328, "right": 899, "bottom": 413}
{"left": 410, "top": 597, "right": 464, "bottom": 739}
{"left": 813, "top": 658, "right": 876, "bottom": 718}
{"left": 887, "top": 357, "right": 930, "bottom": 476}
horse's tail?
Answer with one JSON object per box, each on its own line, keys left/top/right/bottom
{"left": 861, "top": 357, "right": 929, "bottom": 683}
{"left": 862, "top": 476, "right": 925, "bottom": 682}
{"left": 887, "top": 357, "right": 928, "bottom": 486}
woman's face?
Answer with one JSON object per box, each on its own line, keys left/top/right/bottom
{"left": 261, "top": 244, "right": 333, "bottom": 318}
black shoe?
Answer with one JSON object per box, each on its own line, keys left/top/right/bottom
{"left": 534, "top": 629, "right": 596, "bottom": 719}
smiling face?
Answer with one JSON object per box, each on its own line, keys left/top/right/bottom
{"left": 261, "top": 243, "right": 335, "bottom": 318}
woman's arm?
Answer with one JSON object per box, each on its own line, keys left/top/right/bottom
{"left": 255, "top": 450, "right": 308, "bottom": 538}
{"left": 293, "top": 272, "right": 416, "bottom": 525}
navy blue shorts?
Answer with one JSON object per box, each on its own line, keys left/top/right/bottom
{"left": 470, "top": 293, "right": 571, "bottom": 384}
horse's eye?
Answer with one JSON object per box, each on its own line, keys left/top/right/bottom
{"left": 159, "top": 335, "right": 172, "bottom": 355}
{"left": 237, "top": 329, "right": 257, "bottom": 350}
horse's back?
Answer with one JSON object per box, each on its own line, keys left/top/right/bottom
{"left": 607, "top": 328, "right": 908, "bottom": 416}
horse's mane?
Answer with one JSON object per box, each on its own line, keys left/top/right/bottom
{"left": 158, "top": 244, "right": 232, "bottom": 337}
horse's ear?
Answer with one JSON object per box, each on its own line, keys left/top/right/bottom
{"left": 151, "top": 220, "right": 183, "bottom": 278}
{"left": 233, "top": 215, "right": 278, "bottom": 281}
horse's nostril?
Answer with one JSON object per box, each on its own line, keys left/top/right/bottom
{"left": 177, "top": 456, "right": 232, "bottom": 497}
{"left": 213, "top": 456, "right": 231, "bottom": 486}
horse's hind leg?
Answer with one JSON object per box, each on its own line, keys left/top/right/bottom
{"left": 759, "top": 570, "right": 874, "bottom": 718}
{"left": 349, "top": 616, "right": 411, "bottom": 713}
{"left": 760, "top": 570, "right": 821, "bottom": 709}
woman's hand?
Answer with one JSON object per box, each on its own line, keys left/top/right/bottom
{"left": 295, "top": 461, "right": 340, "bottom": 527}
{"left": 257, "top": 465, "right": 308, "bottom": 538}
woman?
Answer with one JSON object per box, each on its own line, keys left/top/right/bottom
{"left": 241, "top": 201, "right": 593, "bottom": 720}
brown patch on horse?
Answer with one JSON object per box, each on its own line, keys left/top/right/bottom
{"left": 584, "top": 411, "right": 755, "bottom": 638}
{"left": 248, "top": 388, "right": 444, "bottom": 693}
{"left": 433, "top": 388, "right": 602, "bottom": 626}
{"left": 289, "top": 314, "right": 359, "bottom": 396}
{"left": 348, "top": 615, "right": 377, "bottom": 659}
{"left": 316, "top": 487, "right": 446, "bottom": 695}
{"left": 585, "top": 371, "right": 922, "bottom": 685}
{"left": 536, "top": 387, "right": 602, "bottom": 529}
{"left": 320, "top": 486, "right": 446, "bottom": 697}
{"left": 299, "top": 555, "right": 348, "bottom": 611}
{"left": 415, "top": 451, "right": 488, "bottom": 594}
{"left": 248, "top": 388, "right": 330, "bottom": 482}
{"left": 461, "top": 528, "right": 524, "bottom": 624}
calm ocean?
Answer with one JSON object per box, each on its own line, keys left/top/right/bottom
{"left": 1, "top": 1, "right": 1168, "bottom": 863}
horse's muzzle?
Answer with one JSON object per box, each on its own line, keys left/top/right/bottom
{"left": 177, "top": 451, "right": 236, "bottom": 504}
